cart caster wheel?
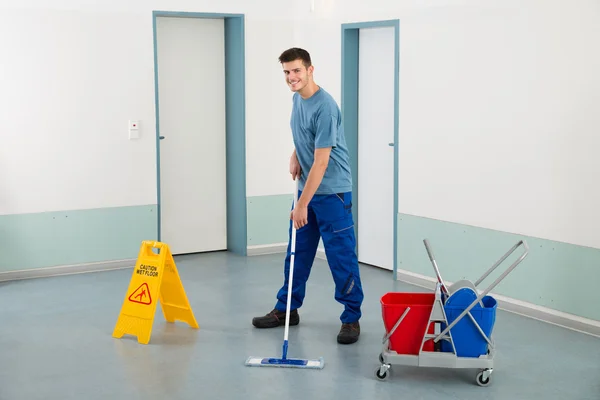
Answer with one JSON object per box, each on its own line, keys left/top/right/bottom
{"left": 375, "top": 366, "right": 389, "bottom": 381}
{"left": 476, "top": 369, "right": 492, "bottom": 387}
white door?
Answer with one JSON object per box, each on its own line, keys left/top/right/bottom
{"left": 357, "top": 26, "right": 395, "bottom": 270}
{"left": 156, "top": 17, "right": 227, "bottom": 255}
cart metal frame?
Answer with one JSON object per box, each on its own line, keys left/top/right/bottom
{"left": 376, "top": 239, "right": 529, "bottom": 386}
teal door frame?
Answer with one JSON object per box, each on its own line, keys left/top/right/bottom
{"left": 341, "top": 19, "right": 400, "bottom": 279}
{"left": 152, "top": 11, "right": 247, "bottom": 256}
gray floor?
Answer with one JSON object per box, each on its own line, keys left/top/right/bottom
{"left": 0, "top": 251, "right": 598, "bottom": 400}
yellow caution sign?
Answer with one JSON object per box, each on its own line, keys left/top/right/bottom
{"left": 112, "top": 241, "right": 199, "bottom": 344}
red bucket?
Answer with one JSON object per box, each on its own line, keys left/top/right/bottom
{"left": 381, "top": 292, "right": 435, "bottom": 355}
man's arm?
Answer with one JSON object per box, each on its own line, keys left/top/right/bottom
{"left": 291, "top": 106, "right": 337, "bottom": 228}
{"left": 297, "top": 147, "right": 331, "bottom": 208}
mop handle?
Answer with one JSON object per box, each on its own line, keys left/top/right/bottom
{"left": 282, "top": 178, "right": 299, "bottom": 359}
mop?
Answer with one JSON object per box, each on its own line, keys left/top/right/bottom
{"left": 245, "top": 179, "right": 325, "bottom": 370}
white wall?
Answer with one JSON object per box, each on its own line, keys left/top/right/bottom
{"left": 1, "top": 6, "right": 155, "bottom": 214}
{"left": 394, "top": 0, "right": 600, "bottom": 250}
{"left": 292, "top": 0, "right": 600, "bottom": 250}
{"left": 2, "top": 0, "right": 599, "bottom": 252}
{"left": 0, "top": 0, "right": 298, "bottom": 214}
{"left": 244, "top": 19, "right": 296, "bottom": 198}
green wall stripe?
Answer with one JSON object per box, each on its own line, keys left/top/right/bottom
{"left": 0, "top": 205, "right": 157, "bottom": 272}
{"left": 397, "top": 212, "right": 600, "bottom": 322}
{"left": 246, "top": 194, "right": 292, "bottom": 246}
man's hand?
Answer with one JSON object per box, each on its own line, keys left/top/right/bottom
{"left": 290, "top": 204, "right": 308, "bottom": 229}
{"left": 290, "top": 150, "right": 301, "bottom": 180}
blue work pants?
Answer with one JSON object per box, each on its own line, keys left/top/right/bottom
{"left": 275, "top": 191, "right": 364, "bottom": 323}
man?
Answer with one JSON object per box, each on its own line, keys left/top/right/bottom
{"left": 251, "top": 48, "right": 364, "bottom": 345}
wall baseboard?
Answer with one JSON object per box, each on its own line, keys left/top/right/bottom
{"left": 394, "top": 268, "right": 600, "bottom": 338}
{"left": 0, "top": 259, "right": 135, "bottom": 282}
{"left": 246, "top": 243, "right": 288, "bottom": 256}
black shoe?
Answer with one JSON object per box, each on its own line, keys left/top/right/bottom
{"left": 337, "top": 321, "right": 360, "bottom": 344}
{"left": 252, "top": 308, "right": 299, "bottom": 328}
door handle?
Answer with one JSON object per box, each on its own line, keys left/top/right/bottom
{"left": 159, "top": 136, "right": 165, "bottom": 140}
{"left": 388, "top": 142, "right": 394, "bottom": 147}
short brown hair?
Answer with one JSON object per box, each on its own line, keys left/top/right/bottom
{"left": 278, "top": 47, "right": 312, "bottom": 68}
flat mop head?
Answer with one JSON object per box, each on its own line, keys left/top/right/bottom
{"left": 245, "top": 356, "right": 325, "bottom": 369}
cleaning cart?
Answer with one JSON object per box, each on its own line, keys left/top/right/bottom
{"left": 375, "top": 239, "right": 529, "bottom": 386}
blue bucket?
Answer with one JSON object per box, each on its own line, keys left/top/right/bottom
{"left": 440, "top": 288, "right": 497, "bottom": 357}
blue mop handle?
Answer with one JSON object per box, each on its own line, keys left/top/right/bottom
{"left": 282, "top": 340, "right": 289, "bottom": 360}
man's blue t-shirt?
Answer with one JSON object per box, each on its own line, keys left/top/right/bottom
{"left": 290, "top": 87, "right": 353, "bottom": 195}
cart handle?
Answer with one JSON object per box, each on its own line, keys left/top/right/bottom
{"left": 434, "top": 240, "right": 529, "bottom": 343}
{"left": 382, "top": 307, "right": 410, "bottom": 344}
{"left": 466, "top": 311, "right": 494, "bottom": 349}
{"left": 474, "top": 239, "right": 529, "bottom": 287}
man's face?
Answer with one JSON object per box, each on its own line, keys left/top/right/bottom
{"left": 282, "top": 59, "right": 313, "bottom": 92}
